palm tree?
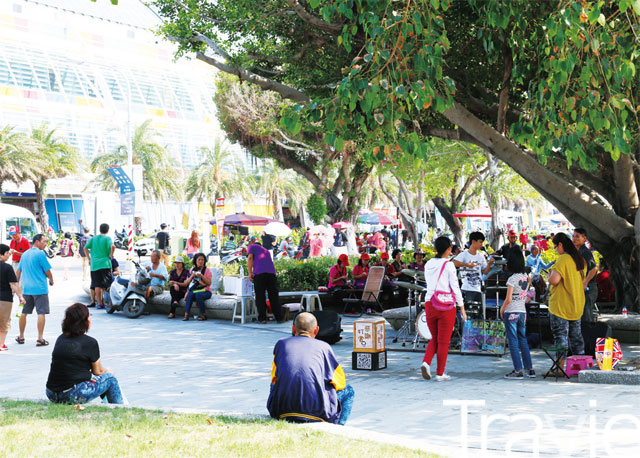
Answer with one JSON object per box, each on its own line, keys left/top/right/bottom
{"left": 0, "top": 126, "right": 39, "bottom": 201}
{"left": 258, "top": 160, "right": 313, "bottom": 222}
{"left": 30, "top": 124, "right": 84, "bottom": 231}
{"left": 90, "top": 120, "right": 182, "bottom": 201}
{"left": 184, "top": 139, "right": 253, "bottom": 214}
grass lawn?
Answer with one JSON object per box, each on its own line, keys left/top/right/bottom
{"left": 0, "top": 399, "right": 435, "bottom": 457}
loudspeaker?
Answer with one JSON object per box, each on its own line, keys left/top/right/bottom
{"left": 581, "top": 322, "right": 612, "bottom": 356}
{"left": 293, "top": 310, "right": 342, "bottom": 345}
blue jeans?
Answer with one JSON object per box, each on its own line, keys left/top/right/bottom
{"left": 337, "top": 384, "right": 355, "bottom": 425}
{"left": 503, "top": 312, "right": 532, "bottom": 371}
{"left": 184, "top": 290, "right": 212, "bottom": 315}
{"left": 46, "top": 372, "right": 124, "bottom": 405}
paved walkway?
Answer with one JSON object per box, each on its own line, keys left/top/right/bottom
{"left": 1, "top": 256, "right": 639, "bottom": 457}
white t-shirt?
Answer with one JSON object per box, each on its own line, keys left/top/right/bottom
{"left": 454, "top": 250, "right": 488, "bottom": 293}
{"left": 505, "top": 273, "right": 530, "bottom": 313}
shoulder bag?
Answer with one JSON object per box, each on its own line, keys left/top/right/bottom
{"left": 430, "top": 261, "right": 456, "bottom": 311}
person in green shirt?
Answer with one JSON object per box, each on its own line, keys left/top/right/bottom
{"left": 547, "top": 232, "right": 587, "bottom": 375}
{"left": 85, "top": 223, "right": 115, "bottom": 310}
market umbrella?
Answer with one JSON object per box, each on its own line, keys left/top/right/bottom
{"left": 357, "top": 212, "right": 397, "bottom": 225}
{"left": 209, "top": 213, "right": 275, "bottom": 226}
{"left": 263, "top": 221, "right": 291, "bottom": 237}
{"left": 453, "top": 207, "right": 492, "bottom": 218}
{"left": 331, "top": 221, "right": 352, "bottom": 229}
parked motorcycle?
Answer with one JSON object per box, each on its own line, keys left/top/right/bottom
{"left": 207, "top": 236, "right": 219, "bottom": 257}
{"left": 221, "top": 246, "right": 247, "bottom": 264}
{"left": 104, "top": 261, "right": 150, "bottom": 318}
{"left": 113, "top": 229, "right": 127, "bottom": 250}
{"left": 45, "top": 235, "right": 58, "bottom": 259}
{"left": 219, "top": 240, "right": 239, "bottom": 258}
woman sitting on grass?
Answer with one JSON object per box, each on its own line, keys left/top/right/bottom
{"left": 46, "top": 303, "right": 126, "bottom": 405}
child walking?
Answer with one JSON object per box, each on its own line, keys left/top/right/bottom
{"left": 499, "top": 250, "right": 535, "bottom": 379}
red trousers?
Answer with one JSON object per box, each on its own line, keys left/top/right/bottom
{"left": 422, "top": 301, "right": 456, "bottom": 376}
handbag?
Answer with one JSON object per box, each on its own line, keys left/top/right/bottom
{"left": 430, "top": 261, "right": 456, "bottom": 311}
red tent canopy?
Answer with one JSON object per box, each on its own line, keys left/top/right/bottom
{"left": 453, "top": 207, "right": 492, "bottom": 218}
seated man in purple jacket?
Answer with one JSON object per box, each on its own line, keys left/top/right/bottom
{"left": 267, "top": 312, "right": 354, "bottom": 424}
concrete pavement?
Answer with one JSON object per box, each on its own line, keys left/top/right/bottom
{"left": 1, "top": 255, "right": 639, "bottom": 457}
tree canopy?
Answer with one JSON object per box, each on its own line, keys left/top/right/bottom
{"left": 154, "top": 0, "right": 640, "bottom": 308}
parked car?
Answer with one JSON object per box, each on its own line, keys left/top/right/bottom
{"left": 134, "top": 230, "right": 191, "bottom": 257}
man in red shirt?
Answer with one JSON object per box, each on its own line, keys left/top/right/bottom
{"left": 9, "top": 226, "right": 30, "bottom": 271}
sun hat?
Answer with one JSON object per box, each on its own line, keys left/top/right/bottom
{"left": 380, "top": 252, "right": 390, "bottom": 260}
{"left": 174, "top": 256, "right": 185, "bottom": 264}
{"left": 360, "top": 252, "right": 370, "bottom": 261}
{"left": 414, "top": 249, "right": 425, "bottom": 256}
{"left": 508, "top": 229, "right": 517, "bottom": 237}
{"left": 338, "top": 254, "right": 350, "bottom": 266}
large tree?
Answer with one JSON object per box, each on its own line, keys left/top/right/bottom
{"left": 154, "top": 1, "right": 640, "bottom": 310}
{"left": 0, "top": 126, "right": 39, "bottom": 201}
{"left": 184, "top": 139, "right": 252, "bottom": 214}
{"left": 90, "top": 120, "right": 182, "bottom": 201}
{"left": 257, "top": 159, "right": 313, "bottom": 222}
{"left": 30, "top": 124, "right": 83, "bottom": 232}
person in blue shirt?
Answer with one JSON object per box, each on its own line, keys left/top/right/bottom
{"left": 15, "top": 234, "right": 54, "bottom": 347}
{"left": 144, "top": 250, "right": 168, "bottom": 300}
{"left": 526, "top": 245, "right": 554, "bottom": 281}
{"left": 267, "top": 312, "right": 354, "bottom": 425}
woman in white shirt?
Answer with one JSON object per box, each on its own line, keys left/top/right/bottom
{"left": 420, "top": 237, "right": 466, "bottom": 381}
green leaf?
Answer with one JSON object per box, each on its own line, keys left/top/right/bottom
{"left": 430, "top": 0, "right": 440, "bottom": 9}
{"left": 374, "top": 112, "right": 385, "bottom": 125}
{"left": 395, "top": 85, "right": 405, "bottom": 96}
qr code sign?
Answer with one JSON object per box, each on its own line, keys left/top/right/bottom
{"left": 357, "top": 353, "right": 372, "bottom": 369}
{"left": 378, "top": 351, "right": 386, "bottom": 368}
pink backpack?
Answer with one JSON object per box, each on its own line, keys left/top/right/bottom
{"left": 430, "top": 261, "right": 456, "bottom": 311}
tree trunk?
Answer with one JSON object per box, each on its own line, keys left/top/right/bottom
{"left": 432, "top": 197, "right": 464, "bottom": 247}
{"left": 33, "top": 180, "right": 48, "bottom": 232}
{"left": 272, "top": 192, "right": 284, "bottom": 222}
{"left": 440, "top": 98, "right": 637, "bottom": 307}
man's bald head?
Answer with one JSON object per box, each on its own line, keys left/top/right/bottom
{"left": 294, "top": 312, "right": 319, "bottom": 336}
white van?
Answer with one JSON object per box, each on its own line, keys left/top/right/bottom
{"left": 0, "top": 203, "right": 39, "bottom": 244}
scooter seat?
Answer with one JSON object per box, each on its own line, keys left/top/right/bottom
{"left": 116, "top": 277, "right": 129, "bottom": 287}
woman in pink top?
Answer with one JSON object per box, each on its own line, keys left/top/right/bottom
{"left": 182, "top": 253, "right": 212, "bottom": 321}
{"left": 310, "top": 233, "right": 323, "bottom": 257}
{"left": 183, "top": 231, "right": 201, "bottom": 259}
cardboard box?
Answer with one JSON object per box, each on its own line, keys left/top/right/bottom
{"left": 223, "top": 276, "right": 254, "bottom": 297}
{"left": 353, "top": 318, "right": 386, "bottom": 353}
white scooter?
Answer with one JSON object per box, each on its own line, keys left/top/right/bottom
{"left": 104, "top": 261, "right": 150, "bottom": 318}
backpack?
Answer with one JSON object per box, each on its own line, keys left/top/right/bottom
{"left": 79, "top": 236, "right": 89, "bottom": 257}
{"left": 60, "top": 239, "right": 72, "bottom": 257}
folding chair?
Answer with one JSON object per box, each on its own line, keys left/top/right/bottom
{"left": 542, "top": 345, "right": 570, "bottom": 381}
{"left": 342, "top": 266, "right": 385, "bottom": 317}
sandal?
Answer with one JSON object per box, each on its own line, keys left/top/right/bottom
{"left": 15, "top": 336, "right": 25, "bottom": 344}
{"left": 197, "top": 315, "right": 207, "bottom": 321}
{"left": 36, "top": 339, "right": 49, "bottom": 347}
{"left": 182, "top": 315, "right": 189, "bottom": 321}
{"left": 168, "top": 313, "right": 175, "bottom": 319}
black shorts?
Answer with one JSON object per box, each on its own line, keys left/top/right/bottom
{"left": 90, "top": 268, "right": 113, "bottom": 289}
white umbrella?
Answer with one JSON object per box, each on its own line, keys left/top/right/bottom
{"left": 264, "top": 221, "right": 291, "bottom": 237}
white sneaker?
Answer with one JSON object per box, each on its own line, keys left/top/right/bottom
{"left": 434, "top": 374, "right": 451, "bottom": 382}
{"left": 421, "top": 362, "right": 431, "bottom": 380}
